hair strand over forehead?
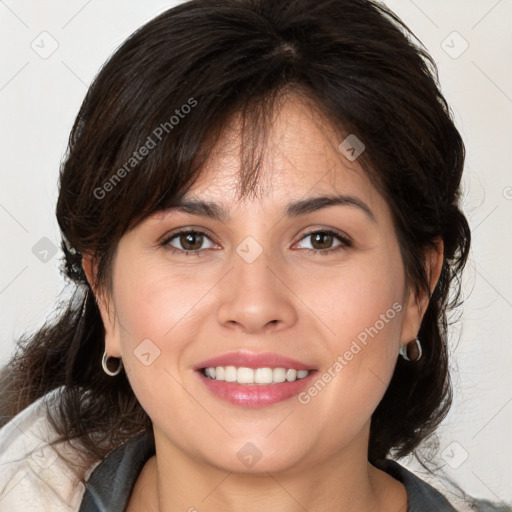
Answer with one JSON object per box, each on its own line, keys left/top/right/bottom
{"left": 1, "top": 0, "right": 470, "bottom": 482}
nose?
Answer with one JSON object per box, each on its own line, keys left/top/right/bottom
{"left": 216, "top": 245, "right": 298, "bottom": 334}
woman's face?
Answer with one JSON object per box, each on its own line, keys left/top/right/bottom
{"left": 93, "top": 94, "right": 431, "bottom": 474}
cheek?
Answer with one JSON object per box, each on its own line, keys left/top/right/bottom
{"left": 113, "top": 256, "right": 214, "bottom": 345}
{"left": 110, "top": 259, "right": 216, "bottom": 412}
{"left": 298, "top": 244, "right": 405, "bottom": 351}
{"left": 295, "top": 246, "right": 405, "bottom": 422}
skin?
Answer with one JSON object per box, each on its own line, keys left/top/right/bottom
{"left": 84, "top": 93, "right": 443, "bottom": 512}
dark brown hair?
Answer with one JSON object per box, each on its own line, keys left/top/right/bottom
{"left": 1, "top": 0, "right": 470, "bottom": 483}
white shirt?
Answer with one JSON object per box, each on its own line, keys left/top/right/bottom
{"left": 0, "top": 388, "right": 498, "bottom": 512}
{"left": 0, "top": 388, "right": 101, "bottom": 511}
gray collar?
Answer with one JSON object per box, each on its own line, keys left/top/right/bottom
{"left": 79, "top": 431, "right": 457, "bottom": 512}
{"left": 373, "top": 458, "right": 457, "bottom": 511}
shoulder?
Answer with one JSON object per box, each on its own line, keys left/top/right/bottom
{"left": 374, "top": 459, "right": 512, "bottom": 512}
{"left": 450, "top": 497, "right": 512, "bottom": 512}
{"left": 463, "top": 499, "right": 512, "bottom": 512}
{"left": 0, "top": 387, "right": 101, "bottom": 512}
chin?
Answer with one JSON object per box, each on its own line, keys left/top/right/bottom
{"left": 199, "top": 439, "right": 309, "bottom": 475}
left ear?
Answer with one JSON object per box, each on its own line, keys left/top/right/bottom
{"left": 400, "top": 237, "right": 444, "bottom": 345}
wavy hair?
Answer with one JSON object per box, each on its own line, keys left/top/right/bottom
{"left": 1, "top": 0, "right": 471, "bottom": 490}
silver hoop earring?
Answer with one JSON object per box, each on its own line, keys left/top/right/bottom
{"left": 102, "top": 351, "right": 123, "bottom": 376}
{"left": 399, "top": 336, "right": 422, "bottom": 362}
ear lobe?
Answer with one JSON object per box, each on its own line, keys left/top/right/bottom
{"left": 400, "top": 237, "right": 444, "bottom": 345}
{"left": 81, "top": 254, "right": 122, "bottom": 358}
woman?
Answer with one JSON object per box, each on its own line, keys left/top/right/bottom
{"left": 0, "top": 0, "right": 508, "bottom": 511}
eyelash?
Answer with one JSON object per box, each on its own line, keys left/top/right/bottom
{"left": 160, "top": 229, "right": 352, "bottom": 257}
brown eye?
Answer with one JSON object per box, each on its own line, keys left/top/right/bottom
{"left": 163, "top": 229, "right": 216, "bottom": 256}
{"left": 296, "top": 229, "right": 352, "bottom": 255}
{"left": 310, "top": 232, "right": 335, "bottom": 250}
{"left": 179, "top": 232, "right": 204, "bottom": 251}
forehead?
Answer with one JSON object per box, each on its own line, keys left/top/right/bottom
{"left": 185, "top": 93, "right": 377, "bottom": 207}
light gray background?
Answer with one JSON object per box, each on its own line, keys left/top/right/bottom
{"left": 1, "top": 0, "right": 511, "bottom": 504}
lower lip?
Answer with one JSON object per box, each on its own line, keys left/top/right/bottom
{"left": 196, "top": 370, "right": 317, "bottom": 408}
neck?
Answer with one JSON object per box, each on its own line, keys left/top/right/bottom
{"left": 128, "top": 424, "right": 407, "bottom": 512}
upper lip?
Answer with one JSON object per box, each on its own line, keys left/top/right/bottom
{"left": 193, "top": 350, "right": 316, "bottom": 371}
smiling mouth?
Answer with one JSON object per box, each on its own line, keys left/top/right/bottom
{"left": 199, "top": 366, "right": 312, "bottom": 385}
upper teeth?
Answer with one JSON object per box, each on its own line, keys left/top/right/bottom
{"left": 204, "top": 366, "right": 310, "bottom": 385}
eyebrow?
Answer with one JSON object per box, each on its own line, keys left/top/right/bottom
{"left": 161, "top": 194, "right": 376, "bottom": 223}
